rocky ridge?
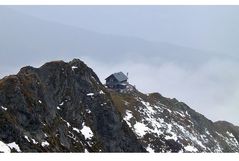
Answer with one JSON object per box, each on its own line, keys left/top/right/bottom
{"left": 0, "top": 59, "right": 238, "bottom": 152}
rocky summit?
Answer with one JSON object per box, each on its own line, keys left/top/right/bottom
{"left": 0, "top": 59, "right": 238, "bottom": 153}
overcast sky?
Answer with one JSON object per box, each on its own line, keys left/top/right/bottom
{"left": 10, "top": 5, "right": 239, "bottom": 56}
{"left": 1, "top": 6, "right": 239, "bottom": 125}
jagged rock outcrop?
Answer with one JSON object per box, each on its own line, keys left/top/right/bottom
{"left": 0, "top": 59, "right": 145, "bottom": 152}
{"left": 0, "top": 59, "right": 238, "bottom": 153}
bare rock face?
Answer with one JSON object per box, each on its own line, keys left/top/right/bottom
{"left": 0, "top": 58, "right": 238, "bottom": 153}
{"left": 0, "top": 59, "right": 145, "bottom": 152}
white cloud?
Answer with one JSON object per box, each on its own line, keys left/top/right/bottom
{"left": 83, "top": 57, "right": 239, "bottom": 125}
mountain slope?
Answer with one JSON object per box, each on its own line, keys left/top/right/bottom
{"left": 0, "top": 59, "right": 238, "bottom": 152}
{"left": 110, "top": 91, "right": 239, "bottom": 152}
{"left": 0, "top": 59, "right": 145, "bottom": 152}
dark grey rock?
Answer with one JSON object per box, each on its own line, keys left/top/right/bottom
{"left": 0, "top": 59, "right": 145, "bottom": 152}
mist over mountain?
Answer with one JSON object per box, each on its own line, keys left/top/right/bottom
{"left": 0, "top": 7, "right": 222, "bottom": 68}
{"left": 0, "top": 6, "right": 239, "bottom": 125}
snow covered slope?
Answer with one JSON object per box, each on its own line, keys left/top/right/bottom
{"left": 111, "top": 91, "right": 239, "bottom": 152}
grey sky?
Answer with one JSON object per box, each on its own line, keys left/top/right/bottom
{"left": 9, "top": 5, "right": 239, "bottom": 56}
{"left": 0, "top": 6, "right": 239, "bottom": 125}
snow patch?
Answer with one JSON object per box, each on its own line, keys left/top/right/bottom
{"left": 100, "top": 102, "right": 107, "bottom": 106}
{"left": 71, "top": 66, "right": 78, "bottom": 70}
{"left": 81, "top": 123, "right": 93, "bottom": 139}
{"left": 124, "top": 110, "right": 133, "bottom": 123}
{"left": 214, "top": 139, "right": 223, "bottom": 152}
{"left": 7, "top": 142, "right": 21, "bottom": 152}
{"left": 205, "top": 129, "right": 213, "bottom": 138}
{"left": 73, "top": 127, "right": 80, "bottom": 133}
{"left": 175, "top": 111, "right": 185, "bottom": 118}
{"left": 59, "top": 102, "right": 64, "bottom": 106}
{"left": 87, "top": 93, "right": 94, "bottom": 96}
{"left": 41, "top": 121, "right": 46, "bottom": 126}
{"left": 134, "top": 122, "right": 149, "bottom": 137}
{"left": 184, "top": 145, "right": 198, "bottom": 152}
{"left": 165, "top": 133, "right": 178, "bottom": 141}
{"left": 1, "top": 106, "right": 7, "bottom": 111}
{"left": 91, "top": 76, "right": 99, "bottom": 84}
{"left": 86, "top": 109, "right": 92, "bottom": 114}
{"left": 57, "top": 106, "right": 61, "bottom": 110}
{"left": 216, "top": 131, "right": 224, "bottom": 138}
{"left": 185, "top": 110, "right": 189, "bottom": 116}
{"left": 61, "top": 117, "right": 71, "bottom": 127}
{"left": 226, "top": 131, "right": 234, "bottom": 138}
{"left": 67, "top": 131, "right": 78, "bottom": 142}
{"left": 41, "top": 141, "right": 49, "bottom": 147}
{"left": 24, "top": 135, "right": 31, "bottom": 142}
{"left": 140, "top": 100, "right": 155, "bottom": 114}
{"left": 31, "top": 138, "right": 38, "bottom": 144}
{"left": 146, "top": 145, "right": 154, "bottom": 153}
{"left": 59, "top": 99, "right": 68, "bottom": 106}
{"left": 216, "top": 131, "right": 239, "bottom": 148}
{"left": 65, "top": 122, "right": 71, "bottom": 127}
{"left": 99, "top": 90, "right": 105, "bottom": 94}
{"left": 123, "top": 101, "right": 129, "bottom": 106}
{"left": 165, "top": 124, "right": 178, "bottom": 141}
{"left": 0, "top": 141, "right": 10, "bottom": 153}
{"left": 166, "top": 108, "right": 172, "bottom": 113}
{"left": 173, "top": 121, "right": 208, "bottom": 150}
{"left": 38, "top": 100, "right": 42, "bottom": 104}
